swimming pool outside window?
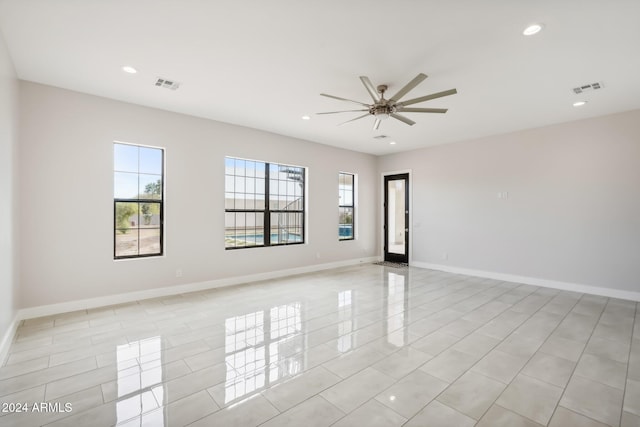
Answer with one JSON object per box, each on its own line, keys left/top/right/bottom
{"left": 339, "top": 172, "right": 355, "bottom": 240}
{"left": 225, "top": 157, "right": 305, "bottom": 249}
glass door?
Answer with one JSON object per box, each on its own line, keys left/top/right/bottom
{"left": 384, "top": 173, "right": 409, "bottom": 263}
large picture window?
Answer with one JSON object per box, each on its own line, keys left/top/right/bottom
{"left": 114, "top": 142, "right": 164, "bottom": 259}
{"left": 339, "top": 172, "right": 354, "bottom": 240}
{"left": 225, "top": 157, "right": 305, "bottom": 249}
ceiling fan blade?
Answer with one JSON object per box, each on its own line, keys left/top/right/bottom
{"left": 390, "top": 113, "right": 416, "bottom": 126}
{"left": 359, "top": 76, "right": 380, "bottom": 102}
{"left": 317, "top": 109, "right": 369, "bottom": 115}
{"left": 396, "top": 107, "right": 448, "bottom": 114}
{"left": 320, "top": 93, "right": 370, "bottom": 107}
{"left": 338, "top": 113, "right": 370, "bottom": 126}
{"left": 373, "top": 118, "right": 381, "bottom": 130}
{"left": 388, "top": 73, "right": 428, "bottom": 102}
{"left": 399, "top": 88, "right": 458, "bottom": 107}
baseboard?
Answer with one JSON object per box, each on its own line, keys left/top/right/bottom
{"left": 0, "top": 313, "right": 19, "bottom": 366}
{"left": 413, "top": 261, "right": 640, "bottom": 302}
{"left": 17, "top": 256, "right": 382, "bottom": 321}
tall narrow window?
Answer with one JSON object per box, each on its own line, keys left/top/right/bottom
{"left": 114, "top": 142, "right": 164, "bottom": 259}
{"left": 225, "top": 157, "right": 305, "bottom": 249}
{"left": 339, "top": 172, "right": 354, "bottom": 240}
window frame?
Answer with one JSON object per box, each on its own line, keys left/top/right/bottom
{"left": 113, "top": 141, "right": 165, "bottom": 260}
{"left": 225, "top": 157, "right": 306, "bottom": 250}
{"left": 338, "top": 172, "right": 355, "bottom": 241}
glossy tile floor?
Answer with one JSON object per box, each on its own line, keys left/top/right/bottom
{"left": 1, "top": 265, "right": 639, "bottom": 427}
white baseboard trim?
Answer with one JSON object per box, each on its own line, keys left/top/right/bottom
{"left": 0, "top": 313, "right": 20, "bottom": 365}
{"left": 413, "top": 261, "right": 640, "bottom": 302}
{"left": 17, "top": 256, "right": 382, "bottom": 321}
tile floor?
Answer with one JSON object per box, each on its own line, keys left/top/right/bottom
{"left": 0, "top": 264, "right": 638, "bottom": 426}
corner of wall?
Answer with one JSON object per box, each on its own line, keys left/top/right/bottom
{"left": 0, "top": 26, "right": 20, "bottom": 365}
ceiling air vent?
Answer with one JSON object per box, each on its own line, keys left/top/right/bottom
{"left": 373, "top": 135, "right": 389, "bottom": 139}
{"left": 572, "top": 82, "right": 603, "bottom": 94}
{"left": 155, "top": 78, "right": 181, "bottom": 91}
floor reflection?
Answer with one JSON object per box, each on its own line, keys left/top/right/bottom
{"left": 385, "top": 271, "right": 410, "bottom": 347}
{"left": 337, "top": 290, "right": 354, "bottom": 353}
{"left": 110, "top": 273, "right": 412, "bottom": 421}
{"left": 222, "top": 302, "right": 304, "bottom": 405}
{"left": 114, "top": 336, "right": 165, "bottom": 426}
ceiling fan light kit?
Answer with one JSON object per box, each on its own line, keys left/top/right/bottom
{"left": 318, "top": 73, "right": 457, "bottom": 130}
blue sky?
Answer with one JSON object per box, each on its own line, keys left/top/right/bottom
{"left": 114, "top": 143, "right": 162, "bottom": 199}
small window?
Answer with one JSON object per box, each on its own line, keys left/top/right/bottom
{"left": 114, "top": 142, "right": 164, "bottom": 259}
{"left": 225, "top": 157, "right": 305, "bottom": 249}
{"left": 339, "top": 172, "right": 355, "bottom": 240}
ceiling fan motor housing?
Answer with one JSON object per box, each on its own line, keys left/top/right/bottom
{"left": 370, "top": 104, "right": 396, "bottom": 116}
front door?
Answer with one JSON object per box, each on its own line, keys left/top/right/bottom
{"left": 384, "top": 173, "right": 409, "bottom": 263}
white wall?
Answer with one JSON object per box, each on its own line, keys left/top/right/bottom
{"left": 379, "top": 110, "right": 640, "bottom": 293}
{"left": 16, "top": 79, "right": 640, "bottom": 311}
{"left": 0, "top": 30, "right": 19, "bottom": 354}
{"left": 19, "top": 82, "right": 378, "bottom": 308}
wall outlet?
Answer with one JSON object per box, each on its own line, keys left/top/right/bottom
{"left": 176, "top": 269, "right": 183, "bottom": 278}
{"left": 316, "top": 252, "right": 321, "bottom": 259}
{"left": 442, "top": 252, "right": 448, "bottom": 260}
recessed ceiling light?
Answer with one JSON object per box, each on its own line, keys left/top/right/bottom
{"left": 523, "top": 24, "right": 543, "bottom": 36}
{"left": 301, "top": 115, "right": 311, "bottom": 120}
{"left": 122, "top": 66, "right": 137, "bottom": 74}
{"left": 389, "top": 396, "right": 396, "bottom": 401}
{"left": 389, "top": 141, "right": 397, "bottom": 145}
{"left": 573, "top": 101, "right": 587, "bottom": 107}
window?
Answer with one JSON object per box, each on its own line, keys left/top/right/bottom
{"left": 225, "top": 157, "right": 305, "bottom": 249}
{"left": 339, "top": 172, "right": 354, "bottom": 240}
{"left": 114, "top": 142, "right": 164, "bottom": 259}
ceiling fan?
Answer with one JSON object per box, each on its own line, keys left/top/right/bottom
{"left": 318, "top": 73, "right": 457, "bottom": 130}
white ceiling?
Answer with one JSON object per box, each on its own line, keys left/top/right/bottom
{"left": 1, "top": 0, "right": 639, "bottom": 155}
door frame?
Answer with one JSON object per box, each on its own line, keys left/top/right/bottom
{"left": 381, "top": 170, "right": 412, "bottom": 264}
